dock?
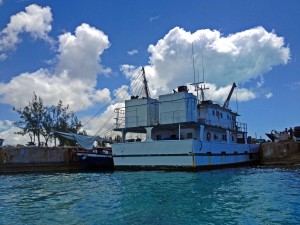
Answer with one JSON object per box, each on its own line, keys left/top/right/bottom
{"left": 259, "top": 141, "right": 300, "bottom": 165}
{"left": 0, "top": 146, "right": 82, "bottom": 173}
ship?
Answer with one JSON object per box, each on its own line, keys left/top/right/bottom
{"left": 111, "top": 68, "right": 259, "bottom": 170}
{"left": 54, "top": 131, "right": 114, "bottom": 170}
{"left": 76, "top": 147, "right": 114, "bottom": 170}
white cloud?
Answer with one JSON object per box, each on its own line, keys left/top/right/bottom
{"left": 0, "top": 21, "right": 111, "bottom": 111}
{"left": 0, "top": 0, "right": 3, "bottom": 6}
{"left": 265, "top": 92, "right": 273, "bottom": 99}
{"left": 0, "top": 4, "right": 52, "bottom": 54}
{"left": 57, "top": 23, "right": 111, "bottom": 84}
{"left": 121, "top": 26, "right": 289, "bottom": 103}
{"left": 195, "top": 83, "right": 256, "bottom": 104}
{"left": 0, "top": 6, "right": 114, "bottom": 145}
{"left": 127, "top": 49, "right": 138, "bottom": 55}
{"left": 0, "top": 120, "right": 29, "bottom": 146}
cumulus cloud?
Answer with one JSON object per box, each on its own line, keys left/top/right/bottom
{"left": 0, "top": 16, "right": 111, "bottom": 111}
{"left": 57, "top": 23, "right": 111, "bottom": 84}
{"left": 140, "top": 26, "right": 290, "bottom": 100}
{"left": 0, "top": 4, "right": 52, "bottom": 58}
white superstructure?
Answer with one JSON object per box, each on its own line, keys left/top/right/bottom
{"left": 112, "top": 83, "right": 259, "bottom": 170}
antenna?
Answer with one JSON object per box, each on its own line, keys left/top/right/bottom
{"left": 192, "top": 42, "right": 196, "bottom": 85}
{"left": 190, "top": 45, "right": 208, "bottom": 103}
{"left": 201, "top": 48, "right": 205, "bottom": 82}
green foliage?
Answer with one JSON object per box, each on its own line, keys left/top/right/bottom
{"left": 13, "top": 93, "right": 83, "bottom": 146}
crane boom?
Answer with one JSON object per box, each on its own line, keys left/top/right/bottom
{"left": 142, "top": 67, "right": 150, "bottom": 98}
{"left": 223, "top": 82, "right": 237, "bottom": 108}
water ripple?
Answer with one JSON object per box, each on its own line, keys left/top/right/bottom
{"left": 0, "top": 167, "right": 299, "bottom": 224}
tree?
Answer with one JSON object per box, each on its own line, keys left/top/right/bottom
{"left": 14, "top": 93, "right": 83, "bottom": 146}
{"left": 14, "top": 93, "right": 45, "bottom": 146}
{"left": 49, "top": 101, "right": 83, "bottom": 146}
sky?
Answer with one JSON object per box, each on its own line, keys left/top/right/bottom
{"left": 0, "top": 0, "right": 299, "bottom": 145}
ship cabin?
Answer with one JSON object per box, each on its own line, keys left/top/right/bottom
{"left": 114, "top": 85, "right": 248, "bottom": 144}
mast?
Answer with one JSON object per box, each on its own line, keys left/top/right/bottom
{"left": 142, "top": 67, "right": 150, "bottom": 98}
{"left": 192, "top": 42, "right": 196, "bottom": 85}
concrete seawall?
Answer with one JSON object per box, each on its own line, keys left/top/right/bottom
{"left": 0, "top": 146, "right": 82, "bottom": 173}
{"left": 259, "top": 141, "right": 300, "bottom": 165}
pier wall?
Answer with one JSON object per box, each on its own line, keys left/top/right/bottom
{"left": 0, "top": 146, "right": 82, "bottom": 173}
{"left": 259, "top": 141, "right": 300, "bottom": 165}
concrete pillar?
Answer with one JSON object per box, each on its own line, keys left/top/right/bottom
{"left": 121, "top": 129, "right": 127, "bottom": 143}
{"left": 145, "top": 127, "right": 153, "bottom": 142}
{"left": 226, "top": 130, "right": 230, "bottom": 143}
{"left": 200, "top": 125, "right": 205, "bottom": 141}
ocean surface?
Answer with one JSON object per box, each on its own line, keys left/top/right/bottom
{"left": 0, "top": 166, "right": 299, "bottom": 225}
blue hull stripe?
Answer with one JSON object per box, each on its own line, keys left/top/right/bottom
{"left": 113, "top": 152, "right": 258, "bottom": 157}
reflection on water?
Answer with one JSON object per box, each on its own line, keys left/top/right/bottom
{"left": 0, "top": 166, "right": 299, "bottom": 224}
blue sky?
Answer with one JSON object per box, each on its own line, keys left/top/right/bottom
{"left": 0, "top": 0, "right": 299, "bottom": 145}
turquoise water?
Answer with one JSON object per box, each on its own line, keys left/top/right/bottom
{"left": 0, "top": 166, "right": 299, "bottom": 225}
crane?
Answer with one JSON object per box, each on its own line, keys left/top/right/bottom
{"left": 223, "top": 82, "right": 237, "bottom": 108}
{"left": 142, "top": 67, "right": 150, "bottom": 98}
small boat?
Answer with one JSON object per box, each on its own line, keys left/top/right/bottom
{"left": 76, "top": 147, "right": 114, "bottom": 170}
{"left": 54, "top": 131, "right": 114, "bottom": 170}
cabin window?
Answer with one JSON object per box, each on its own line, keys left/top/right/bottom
{"left": 212, "top": 110, "right": 215, "bottom": 116}
{"left": 156, "top": 135, "right": 161, "bottom": 140}
{"left": 187, "top": 133, "right": 193, "bottom": 139}
{"left": 232, "top": 136, "right": 234, "bottom": 141}
{"left": 220, "top": 113, "right": 223, "bottom": 118}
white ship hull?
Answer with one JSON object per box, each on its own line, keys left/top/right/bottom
{"left": 112, "top": 140, "right": 259, "bottom": 169}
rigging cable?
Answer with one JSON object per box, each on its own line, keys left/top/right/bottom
{"left": 92, "top": 69, "right": 146, "bottom": 136}
{"left": 80, "top": 70, "right": 143, "bottom": 130}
